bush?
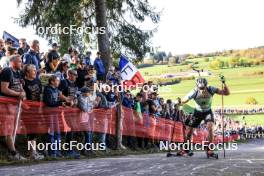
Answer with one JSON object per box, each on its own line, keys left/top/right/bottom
{"left": 245, "top": 97, "right": 258, "bottom": 105}
{"left": 209, "top": 59, "right": 224, "bottom": 70}
{"left": 148, "top": 77, "right": 181, "bottom": 86}
{"left": 181, "top": 60, "right": 189, "bottom": 65}
{"left": 229, "top": 58, "right": 239, "bottom": 68}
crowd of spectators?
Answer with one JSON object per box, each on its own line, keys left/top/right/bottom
{"left": 214, "top": 107, "right": 264, "bottom": 115}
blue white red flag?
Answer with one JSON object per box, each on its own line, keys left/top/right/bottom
{"left": 119, "top": 55, "right": 145, "bottom": 88}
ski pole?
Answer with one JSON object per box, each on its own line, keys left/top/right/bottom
{"left": 220, "top": 74, "right": 226, "bottom": 158}
{"left": 13, "top": 100, "right": 22, "bottom": 143}
{"left": 13, "top": 83, "right": 24, "bottom": 144}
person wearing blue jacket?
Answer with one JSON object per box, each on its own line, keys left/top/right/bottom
{"left": 83, "top": 51, "right": 92, "bottom": 66}
{"left": 43, "top": 75, "right": 72, "bottom": 158}
{"left": 122, "top": 90, "right": 134, "bottom": 109}
{"left": 93, "top": 52, "right": 106, "bottom": 82}
{"left": 23, "top": 40, "right": 41, "bottom": 72}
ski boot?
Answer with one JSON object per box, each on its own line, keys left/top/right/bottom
{"left": 206, "top": 147, "right": 218, "bottom": 159}
{"left": 166, "top": 152, "right": 175, "bottom": 157}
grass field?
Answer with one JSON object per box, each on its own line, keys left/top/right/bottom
{"left": 139, "top": 57, "right": 264, "bottom": 107}
{"left": 229, "top": 114, "right": 264, "bottom": 126}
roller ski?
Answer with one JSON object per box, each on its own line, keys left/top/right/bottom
{"left": 167, "top": 150, "right": 193, "bottom": 157}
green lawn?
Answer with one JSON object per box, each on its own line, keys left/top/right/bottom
{"left": 138, "top": 57, "right": 264, "bottom": 107}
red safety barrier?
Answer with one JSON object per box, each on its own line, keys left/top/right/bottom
{"left": 122, "top": 107, "right": 184, "bottom": 142}
{"left": 0, "top": 97, "right": 237, "bottom": 143}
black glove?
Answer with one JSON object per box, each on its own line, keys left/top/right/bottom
{"left": 220, "top": 75, "right": 225, "bottom": 84}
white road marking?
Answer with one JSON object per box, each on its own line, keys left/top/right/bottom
{"left": 247, "top": 160, "right": 253, "bottom": 164}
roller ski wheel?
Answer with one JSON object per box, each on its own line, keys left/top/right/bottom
{"left": 167, "top": 152, "right": 178, "bottom": 157}
{"left": 206, "top": 151, "right": 218, "bottom": 159}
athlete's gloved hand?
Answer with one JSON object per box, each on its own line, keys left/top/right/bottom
{"left": 219, "top": 75, "right": 225, "bottom": 84}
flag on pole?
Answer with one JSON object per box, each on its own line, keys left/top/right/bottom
{"left": 2, "top": 31, "right": 19, "bottom": 48}
{"left": 119, "top": 55, "right": 145, "bottom": 88}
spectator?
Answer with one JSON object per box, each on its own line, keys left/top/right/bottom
{"left": 0, "top": 46, "right": 17, "bottom": 68}
{"left": 45, "top": 43, "right": 60, "bottom": 73}
{"left": 18, "top": 38, "right": 29, "bottom": 56}
{"left": 93, "top": 52, "right": 105, "bottom": 82}
{"left": 106, "top": 66, "right": 121, "bottom": 85}
{"left": 55, "top": 60, "right": 69, "bottom": 80}
{"left": 105, "top": 86, "right": 117, "bottom": 107}
{"left": 43, "top": 75, "right": 72, "bottom": 157}
{"left": 23, "top": 40, "right": 41, "bottom": 72}
{"left": 78, "top": 87, "right": 100, "bottom": 155}
{"left": 76, "top": 62, "right": 88, "bottom": 88}
{"left": 23, "top": 64, "right": 42, "bottom": 101}
{"left": 122, "top": 90, "right": 134, "bottom": 108}
{"left": 83, "top": 51, "right": 92, "bottom": 66}
{"left": 159, "top": 97, "right": 166, "bottom": 117}
{"left": 59, "top": 69, "right": 78, "bottom": 103}
{"left": 95, "top": 85, "right": 110, "bottom": 147}
{"left": 0, "top": 55, "right": 26, "bottom": 160}
{"left": 23, "top": 64, "right": 44, "bottom": 160}
{"left": 76, "top": 64, "right": 96, "bottom": 89}
{"left": 4, "top": 38, "right": 13, "bottom": 49}
{"left": 146, "top": 92, "right": 158, "bottom": 115}
{"left": 84, "top": 65, "right": 97, "bottom": 88}
{"left": 62, "top": 47, "right": 73, "bottom": 63}
{"left": 60, "top": 68, "right": 81, "bottom": 158}
{"left": 164, "top": 99, "right": 174, "bottom": 119}
{"left": 0, "top": 39, "right": 5, "bottom": 59}
{"left": 70, "top": 50, "right": 79, "bottom": 70}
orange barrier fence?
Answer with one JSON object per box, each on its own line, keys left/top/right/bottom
{"left": 0, "top": 97, "right": 238, "bottom": 143}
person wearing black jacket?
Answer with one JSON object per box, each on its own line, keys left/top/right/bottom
{"left": 0, "top": 55, "right": 26, "bottom": 160}
{"left": 23, "top": 64, "right": 44, "bottom": 160}
{"left": 58, "top": 69, "right": 81, "bottom": 159}
{"left": 59, "top": 69, "right": 78, "bottom": 99}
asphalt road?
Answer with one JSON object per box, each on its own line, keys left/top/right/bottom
{"left": 0, "top": 139, "right": 264, "bottom": 176}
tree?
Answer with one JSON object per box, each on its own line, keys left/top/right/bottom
{"left": 16, "top": 0, "right": 160, "bottom": 62}
{"left": 94, "top": 0, "right": 111, "bottom": 70}
{"left": 16, "top": 0, "right": 83, "bottom": 54}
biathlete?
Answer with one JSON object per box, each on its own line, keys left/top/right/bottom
{"left": 178, "top": 76, "right": 230, "bottom": 158}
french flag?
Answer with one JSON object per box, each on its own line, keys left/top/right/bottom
{"left": 119, "top": 55, "right": 145, "bottom": 88}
